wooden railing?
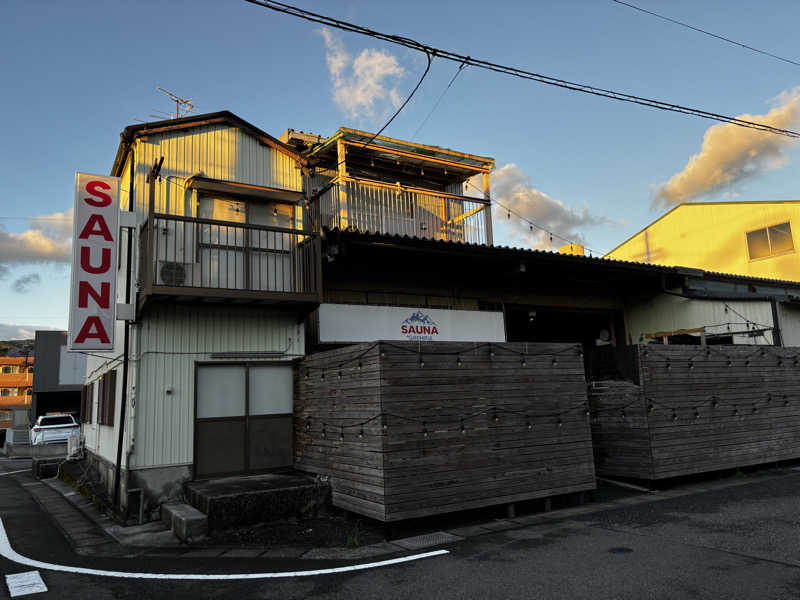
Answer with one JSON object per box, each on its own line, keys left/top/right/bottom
{"left": 138, "top": 214, "right": 321, "bottom": 303}
{"left": 314, "top": 177, "right": 491, "bottom": 245}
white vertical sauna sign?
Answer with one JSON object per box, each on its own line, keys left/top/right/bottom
{"left": 68, "top": 172, "right": 120, "bottom": 351}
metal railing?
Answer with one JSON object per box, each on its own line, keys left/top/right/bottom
{"left": 315, "top": 177, "right": 490, "bottom": 245}
{"left": 139, "top": 214, "right": 320, "bottom": 300}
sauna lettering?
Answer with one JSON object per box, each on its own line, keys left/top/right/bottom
{"left": 401, "top": 311, "right": 440, "bottom": 340}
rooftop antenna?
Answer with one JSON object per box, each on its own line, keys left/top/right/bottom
{"left": 156, "top": 87, "right": 194, "bottom": 119}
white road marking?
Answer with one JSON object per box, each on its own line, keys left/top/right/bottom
{"left": 5, "top": 570, "right": 47, "bottom": 597}
{"left": 0, "top": 470, "right": 29, "bottom": 476}
{"left": 0, "top": 519, "right": 448, "bottom": 580}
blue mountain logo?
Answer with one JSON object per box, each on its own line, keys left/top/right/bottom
{"left": 402, "top": 311, "right": 437, "bottom": 326}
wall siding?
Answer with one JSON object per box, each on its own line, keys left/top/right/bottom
{"left": 626, "top": 295, "right": 774, "bottom": 345}
{"left": 132, "top": 304, "right": 304, "bottom": 470}
{"left": 132, "top": 124, "right": 303, "bottom": 220}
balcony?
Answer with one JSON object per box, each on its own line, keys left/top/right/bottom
{"left": 138, "top": 214, "right": 321, "bottom": 309}
{"left": 314, "top": 177, "right": 491, "bottom": 245}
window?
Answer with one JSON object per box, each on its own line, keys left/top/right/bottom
{"left": 2, "top": 367, "right": 11, "bottom": 374}
{"left": 196, "top": 194, "right": 297, "bottom": 291}
{"left": 747, "top": 222, "right": 794, "bottom": 260}
{"left": 0, "top": 389, "right": 9, "bottom": 397}
{"left": 80, "top": 383, "right": 93, "bottom": 424}
{"left": 97, "top": 370, "right": 116, "bottom": 426}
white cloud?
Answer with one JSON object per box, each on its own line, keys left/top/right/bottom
{"left": 319, "top": 28, "right": 405, "bottom": 122}
{"left": 0, "top": 323, "right": 58, "bottom": 340}
{"left": 489, "top": 164, "right": 616, "bottom": 250}
{"left": 0, "top": 208, "right": 72, "bottom": 264}
{"left": 655, "top": 87, "right": 800, "bottom": 207}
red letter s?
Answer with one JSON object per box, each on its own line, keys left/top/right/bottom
{"left": 85, "top": 180, "right": 112, "bottom": 207}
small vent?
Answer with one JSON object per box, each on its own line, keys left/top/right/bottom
{"left": 157, "top": 261, "right": 191, "bottom": 286}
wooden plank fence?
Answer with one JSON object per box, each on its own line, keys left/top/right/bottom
{"left": 590, "top": 344, "right": 800, "bottom": 481}
{"left": 295, "top": 341, "right": 596, "bottom": 522}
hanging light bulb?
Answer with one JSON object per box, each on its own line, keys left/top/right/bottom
{"left": 382, "top": 421, "right": 388, "bottom": 431}
{"left": 489, "top": 346, "right": 495, "bottom": 358}
{"left": 620, "top": 408, "right": 626, "bottom": 420}
{"left": 457, "top": 355, "right": 463, "bottom": 367}
{"left": 666, "top": 361, "right": 671, "bottom": 370}
{"left": 784, "top": 396, "right": 790, "bottom": 406}
{"left": 648, "top": 401, "right": 654, "bottom": 412}
{"left": 305, "top": 418, "right": 311, "bottom": 431}
{"left": 733, "top": 406, "right": 739, "bottom": 417}
{"left": 671, "top": 410, "right": 678, "bottom": 422}
{"left": 322, "top": 427, "right": 327, "bottom": 438}
{"left": 557, "top": 416, "right": 563, "bottom": 428}
{"left": 422, "top": 422, "right": 428, "bottom": 437}
{"left": 727, "top": 359, "right": 733, "bottom": 367}
{"left": 552, "top": 357, "right": 558, "bottom": 367}
{"left": 493, "top": 410, "right": 499, "bottom": 423}
{"left": 521, "top": 356, "right": 527, "bottom": 367}
{"left": 359, "top": 426, "right": 364, "bottom": 439}
{"left": 339, "top": 428, "right": 344, "bottom": 442}
{"left": 358, "top": 361, "right": 362, "bottom": 370}
{"left": 337, "top": 369, "right": 342, "bottom": 379}
{"left": 526, "top": 419, "right": 533, "bottom": 431}
{"left": 419, "top": 356, "right": 425, "bottom": 368}
{"left": 304, "top": 370, "right": 309, "bottom": 379}
{"left": 711, "top": 397, "right": 719, "bottom": 408}
{"left": 460, "top": 419, "right": 466, "bottom": 434}
{"left": 549, "top": 233, "right": 553, "bottom": 243}
{"left": 694, "top": 408, "right": 700, "bottom": 419}
{"left": 688, "top": 360, "right": 694, "bottom": 369}
{"left": 273, "top": 204, "right": 278, "bottom": 217}
{"left": 753, "top": 405, "right": 758, "bottom": 414}
{"left": 584, "top": 405, "right": 591, "bottom": 417}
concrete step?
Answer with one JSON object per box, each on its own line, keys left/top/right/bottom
{"left": 161, "top": 502, "right": 207, "bottom": 543}
{"left": 185, "top": 472, "right": 330, "bottom": 532}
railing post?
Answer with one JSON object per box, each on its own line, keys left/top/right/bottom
{"left": 483, "top": 172, "right": 493, "bottom": 246}
{"left": 337, "top": 139, "right": 348, "bottom": 230}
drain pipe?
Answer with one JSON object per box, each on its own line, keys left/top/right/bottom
{"left": 113, "top": 142, "right": 135, "bottom": 512}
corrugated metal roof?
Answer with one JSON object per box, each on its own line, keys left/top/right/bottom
{"left": 324, "top": 227, "right": 800, "bottom": 290}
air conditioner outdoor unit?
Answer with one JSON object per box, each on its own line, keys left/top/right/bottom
{"left": 67, "top": 433, "right": 84, "bottom": 459}
{"left": 157, "top": 261, "right": 193, "bottom": 286}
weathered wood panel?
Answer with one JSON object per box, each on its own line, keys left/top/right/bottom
{"left": 295, "top": 341, "right": 596, "bottom": 522}
{"left": 589, "top": 344, "right": 800, "bottom": 481}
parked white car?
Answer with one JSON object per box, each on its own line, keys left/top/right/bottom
{"left": 30, "top": 414, "right": 80, "bottom": 445}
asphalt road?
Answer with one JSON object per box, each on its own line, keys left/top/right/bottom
{"left": 3, "top": 457, "right": 800, "bottom": 599}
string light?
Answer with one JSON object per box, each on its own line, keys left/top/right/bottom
{"left": 359, "top": 426, "right": 364, "bottom": 438}
{"left": 337, "top": 369, "right": 342, "bottom": 379}
{"left": 557, "top": 416, "right": 563, "bottom": 428}
{"left": 457, "top": 355, "right": 462, "bottom": 367}
{"left": 526, "top": 418, "right": 533, "bottom": 430}
{"left": 552, "top": 357, "right": 558, "bottom": 367}
{"left": 419, "top": 356, "right": 425, "bottom": 367}
{"left": 521, "top": 356, "right": 527, "bottom": 367}
{"left": 422, "top": 422, "right": 428, "bottom": 437}
{"left": 671, "top": 410, "right": 678, "bottom": 421}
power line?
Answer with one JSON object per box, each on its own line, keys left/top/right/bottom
{"left": 612, "top": 0, "right": 800, "bottom": 68}
{"left": 244, "top": 0, "right": 800, "bottom": 139}
{"left": 412, "top": 60, "right": 468, "bottom": 139}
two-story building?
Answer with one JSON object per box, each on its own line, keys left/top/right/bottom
{"left": 81, "top": 111, "right": 800, "bottom": 521}
{"left": 81, "top": 111, "right": 496, "bottom": 516}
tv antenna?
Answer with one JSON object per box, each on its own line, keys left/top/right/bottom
{"left": 156, "top": 87, "right": 194, "bottom": 119}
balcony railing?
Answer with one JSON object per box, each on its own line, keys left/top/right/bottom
{"left": 138, "top": 214, "right": 321, "bottom": 306}
{"left": 315, "top": 177, "right": 491, "bottom": 245}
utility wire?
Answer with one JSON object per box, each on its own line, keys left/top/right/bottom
{"left": 412, "top": 60, "right": 468, "bottom": 139}
{"left": 612, "top": 0, "right": 800, "bottom": 69}
{"left": 244, "top": 0, "right": 800, "bottom": 139}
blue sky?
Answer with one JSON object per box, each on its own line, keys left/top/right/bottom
{"left": 2, "top": 0, "right": 800, "bottom": 337}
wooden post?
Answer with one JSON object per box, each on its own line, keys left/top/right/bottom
{"left": 482, "top": 172, "right": 493, "bottom": 245}
{"left": 337, "top": 139, "right": 349, "bottom": 230}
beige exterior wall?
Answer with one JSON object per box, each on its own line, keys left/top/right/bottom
{"left": 626, "top": 294, "right": 775, "bottom": 346}
{"left": 606, "top": 202, "right": 800, "bottom": 282}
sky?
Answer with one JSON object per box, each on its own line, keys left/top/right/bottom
{"left": 3, "top": 0, "right": 800, "bottom": 338}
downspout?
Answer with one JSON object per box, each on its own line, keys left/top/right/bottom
{"left": 113, "top": 141, "right": 135, "bottom": 513}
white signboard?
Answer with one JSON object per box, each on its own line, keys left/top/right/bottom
{"left": 318, "top": 304, "right": 506, "bottom": 343}
{"left": 68, "top": 172, "right": 120, "bottom": 350}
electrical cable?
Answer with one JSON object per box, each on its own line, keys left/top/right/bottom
{"left": 412, "top": 59, "right": 468, "bottom": 139}
{"left": 244, "top": 0, "right": 800, "bottom": 139}
{"left": 612, "top": 0, "right": 800, "bottom": 69}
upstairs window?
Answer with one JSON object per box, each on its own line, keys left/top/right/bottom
{"left": 747, "top": 222, "right": 794, "bottom": 260}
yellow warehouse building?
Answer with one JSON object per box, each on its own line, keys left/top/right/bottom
{"left": 606, "top": 201, "right": 800, "bottom": 282}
